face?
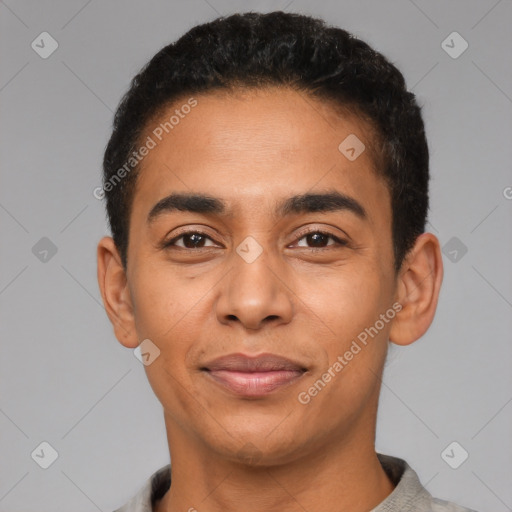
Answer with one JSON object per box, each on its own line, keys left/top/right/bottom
{"left": 122, "top": 87, "right": 399, "bottom": 464}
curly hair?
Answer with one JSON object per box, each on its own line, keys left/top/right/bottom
{"left": 102, "top": 11, "right": 429, "bottom": 271}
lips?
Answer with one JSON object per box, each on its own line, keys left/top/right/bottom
{"left": 201, "top": 353, "right": 307, "bottom": 397}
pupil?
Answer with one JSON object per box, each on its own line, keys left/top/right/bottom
{"left": 308, "top": 233, "right": 327, "bottom": 247}
{"left": 184, "top": 233, "right": 204, "bottom": 248}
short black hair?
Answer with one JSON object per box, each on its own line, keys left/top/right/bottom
{"left": 102, "top": 11, "right": 429, "bottom": 272}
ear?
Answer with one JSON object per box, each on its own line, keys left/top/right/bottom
{"left": 389, "top": 232, "right": 443, "bottom": 346}
{"left": 97, "top": 236, "right": 139, "bottom": 348}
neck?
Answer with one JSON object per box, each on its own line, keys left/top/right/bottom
{"left": 155, "top": 414, "right": 395, "bottom": 512}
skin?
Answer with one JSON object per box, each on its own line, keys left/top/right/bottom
{"left": 97, "top": 86, "right": 443, "bottom": 512}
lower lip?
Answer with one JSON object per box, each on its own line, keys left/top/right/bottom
{"left": 204, "top": 369, "right": 305, "bottom": 397}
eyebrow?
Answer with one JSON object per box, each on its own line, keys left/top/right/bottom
{"left": 147, "top": 190, "right": 367, "bottom": 223}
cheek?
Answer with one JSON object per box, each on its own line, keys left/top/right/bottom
{"left": 297, "top": 264, "right": 393, "bottom": 401}
{"left": 299, "top": 265, "right": 390, "bottom": 346}
{"left": 294, "top": 270, "right": 391, "bottom": 429}
{"left": 130, "top": 264, "right": 209, "bottom": 416}
{"left": 129, "top": 260, "right": 204, "bottom": 340}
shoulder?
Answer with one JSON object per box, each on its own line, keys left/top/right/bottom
{"left": 113, "top": 464, "right": 171, "bottom": 512}
{"left": 374, "top": 453, "right": 479, "bottom": 512}
{"left": 430, "top": 497, "right": 479, "bottom": 512}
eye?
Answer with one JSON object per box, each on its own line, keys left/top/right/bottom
{"left": 164, "top": 230, "right": 218, "bottom": 249}
{"left": 292, "top": 230, "right": 348, "bottom": 249}
{"left": 162, "top": 228, "right": 348, "bottom": 251}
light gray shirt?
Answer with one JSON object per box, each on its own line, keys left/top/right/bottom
{"left": 114, "top": 453, "right": 478, "bottom": 512}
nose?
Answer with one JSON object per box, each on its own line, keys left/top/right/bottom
{"left": 214, "top": 245, "right": 294, "bottom": 331}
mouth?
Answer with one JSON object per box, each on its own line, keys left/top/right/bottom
{"left": 200, "top": 353, "right": 308, "bottom": 398}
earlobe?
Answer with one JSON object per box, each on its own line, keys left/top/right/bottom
{"left": 389, "top": 232, "right": 443, "bottom": 346}
{"left": 97, "top": 236, "right": 139, "bottom": 348}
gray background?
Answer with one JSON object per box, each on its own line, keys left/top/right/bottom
{"left": 1, "top": 0, "right": 511, "bottom": 511}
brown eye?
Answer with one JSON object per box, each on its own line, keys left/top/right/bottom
{"left": 165, "top": 231, "right": 217, "bottom": 249}
{"left": 294, "top": 230, "right": 347, "bottom": 249}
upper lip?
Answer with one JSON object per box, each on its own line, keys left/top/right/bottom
{"left": 202, "top": 353, "right": 307, "bottom": 372}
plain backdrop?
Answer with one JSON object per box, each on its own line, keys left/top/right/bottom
{"left": 1, "top": 1, "right": 511, "bottom": 511}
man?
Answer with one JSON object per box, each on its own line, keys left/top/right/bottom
{"left": 97, "top": 11, "right": 477, "bottom": 512}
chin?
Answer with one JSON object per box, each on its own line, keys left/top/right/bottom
{"left": 204, "top": 427, "right": 307, "bottom": 468}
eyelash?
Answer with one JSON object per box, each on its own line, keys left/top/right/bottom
{"left": 163, "top": 228, "right": 348, "bottom": 250}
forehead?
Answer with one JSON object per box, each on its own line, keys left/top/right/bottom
{"left": 132, "top": 87, "right": 389, "bottom": 220}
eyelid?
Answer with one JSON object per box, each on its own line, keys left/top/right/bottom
{"left": 290, "top": 226, "right": 349, "bottom": 247}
